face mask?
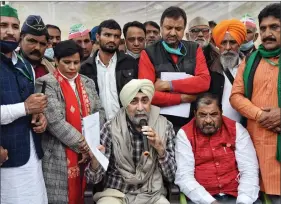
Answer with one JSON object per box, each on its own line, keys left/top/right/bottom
{"left": 44, "top": 47, "right": 54, "bottom": 59}
{"left": 240, "top": 40, "right": 254, "bottom": 51}
{"left": 0, "top": 40, "right": 19, "bottom": 54}
{"left": 126, "top": 49, "right": 140, "bottom": 59}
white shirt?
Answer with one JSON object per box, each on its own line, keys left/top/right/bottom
{"left": 175, "top": 122, "right": 260, "bottom": 204}
{"left": 222, "top": 61, "right": 241, "bottom": 122}
{"left": 1, "top": 52, "right": 48, "bottom": 204}
{"left": 95, "top": 52, "right": 120, "bottom": 120}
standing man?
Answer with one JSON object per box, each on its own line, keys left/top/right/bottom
{"left": 19, "top": 15, "right": 56, "bottom": 78}
{"left": 123, "top": 21, "right": 146, "bottom": 62}
{"left": 186, "top": 16, "right": 220, "bottom": 70}
{"left": 209, "top": 19, "right": 246, "bottom": 122}
{"left": 144, "top": 21, "right": 161, "bottom": 46}
{"left": 0, "top": 5, "right": 48, "bottom": 204}
{"left": 46, "top": 24, "right": 61, "bottom": 48}
{"left": 139, "top": 6, "right": 210, "bottom": 132}
{"left": 240, "top": 14, "right": 259, "bottom": 57}
{"left": 230, "top": 3, "right": 281, "bottom": 203}
{"left": 69, "top": 23, "right": 93, "bottom": 62}
{"left": 80, "top": 19, "right": 138, "bottom": 120}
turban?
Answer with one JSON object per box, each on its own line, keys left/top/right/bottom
{"left": 212, "top": 19, "right": 246, "bottom": 47}
{"left": 21, "top": 15, "right": 49, "bottom": 38}
{"left": 119, "top": 79, "right": 155, "bottom": 108}
{"left": 0, "top": 5, "right": 18, "bottom": 19}
{"left": 90, "top": 26, "right": 99, "bottom": 42}
{"left": 68, "top": 24, "right": 90, "bottom": 40}
{"left": 188, "top": 16, "right": 209, "bottom": 30}
{"left": 240, "top": 14, "right": 257, "bottom": 28}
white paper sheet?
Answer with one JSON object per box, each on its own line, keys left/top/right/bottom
{"left": 83, "top": 112, "right": 109, "bottom": 170}
{"left": 160, "top": 72, "right": 193, "bottom": 118}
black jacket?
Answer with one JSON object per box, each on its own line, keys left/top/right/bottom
{"left": 80, "top": 50, "right": 138, "bottom": 106}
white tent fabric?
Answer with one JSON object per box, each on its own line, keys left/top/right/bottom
{"left": 9, "top": 1, "right": 277, "bottom": 41}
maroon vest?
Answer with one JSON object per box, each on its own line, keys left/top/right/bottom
{"left": 182, "top": 116, "right": 239, "bottom": 197}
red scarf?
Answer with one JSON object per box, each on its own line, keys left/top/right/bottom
{"left": 53, "top": 70, "right": 91, "bottom": 204}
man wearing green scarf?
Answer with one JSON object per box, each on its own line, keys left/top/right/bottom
{"left": 230, "top": 3, "right": 281, "bottom": 203}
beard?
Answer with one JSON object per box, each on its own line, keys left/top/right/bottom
{"left": 126, "top": 110, "right": 149, "bottom": 127}
{"left": 220, "top": 50, "right": 239, "bottom": 70}
{"left": 194, "top": 37, "right": 209, "bottom": 48}
{"left": 100, "top": 42, "right": 118, "bottom": 54}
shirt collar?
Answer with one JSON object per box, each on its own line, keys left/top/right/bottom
{"left": 11, "top": 51, "right": 18, "bottom": 65}
{"left": 96, "top": 51, "right": 117, "bottom": 66}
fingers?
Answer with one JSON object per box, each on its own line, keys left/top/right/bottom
{"left": 261, "top": 107, "right": 271, "bottom": 112}
{"left": 78, "top": 154, "right": 90, "bottom": 164}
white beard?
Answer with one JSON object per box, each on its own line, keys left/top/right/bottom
{"left": 220, "top": 51, "right": 239, "bottom": 70}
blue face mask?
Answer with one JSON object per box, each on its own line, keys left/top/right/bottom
{"left": 44, "top": 47, "right": 54, "bottom": 59}
{"left": 240, "top": 40, "right": 254, "bottom": 51}
{"left": 0, "top": 40, "right": 19, "bottom": 54}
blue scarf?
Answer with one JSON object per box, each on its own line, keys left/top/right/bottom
{"left": 161, "top": 41, "right": 187, "bottom": 56}
{"left": 0, "top": 40, "right": 19, "bottom": 54}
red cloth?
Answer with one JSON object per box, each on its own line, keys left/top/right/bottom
{"left": 138, "top": 47, "right": 210, "bottom": 107}
{"left": 182, "top": 116, "right": 239, "bottom": 197}
{"left": 53, "top": 70, "right": 91, "bottom": 204}
{"left": 34, "top": 64, "right": 48, "bottom": 79}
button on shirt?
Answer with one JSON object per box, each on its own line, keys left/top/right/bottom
{"left": 95, "top": 52, "right": 120, "bottom": 120}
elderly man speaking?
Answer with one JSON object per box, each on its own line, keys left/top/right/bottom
{"left": 85, "top": 79, "right": 176, "bottom": 204}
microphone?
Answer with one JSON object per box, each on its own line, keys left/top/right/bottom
{"left": 140, "top": 119, "right": 150, "bottom": 156}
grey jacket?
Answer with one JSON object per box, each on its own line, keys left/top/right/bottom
{"left": 35, "top": 73, "right": 106, "bottom": 204}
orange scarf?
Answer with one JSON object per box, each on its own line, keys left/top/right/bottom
{"left": 53, "top": 70, "right": 90, "bottom": 204}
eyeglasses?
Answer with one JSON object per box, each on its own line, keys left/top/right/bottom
{"left": 189, "top": 28, "right": 210, "bottom": 35}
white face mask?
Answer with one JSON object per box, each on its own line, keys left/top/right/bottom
{"left": 126, "top": 49, "right": 140, "bottom": 59}
{"left": 44, "top": 47, "right": 54, "bottom": 59}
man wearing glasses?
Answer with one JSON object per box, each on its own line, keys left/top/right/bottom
{"left": 123, "top": 21, "right": 146, "bottom": 63}
{"left": 187, "top": 16, "right": 220, "bottom": 70}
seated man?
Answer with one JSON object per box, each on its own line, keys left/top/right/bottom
{"left": 85, "top": 79, "right": 176, "bottom": 204}
{"left": 175, "top": 93, "right": 260, "bottom": 204}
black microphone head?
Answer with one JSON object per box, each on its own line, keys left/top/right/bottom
{"left": 139, "top": 119, "right": 147, "bottom": 127}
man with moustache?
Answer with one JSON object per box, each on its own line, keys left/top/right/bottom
{"left": 80, "top": 19, "right": 138, "bottom": 120}
{"left": 86, "top": 79, "right": 176, "bottom": 204}
{"left": 230, "top": 3, "right": 281, "bottom": 203}
{"left": 144, "top": 21, "right": 161, "bottom": 46}
{"left": 69, "top": 24, "right": 93, "bottom": 62}
{"left": 240, "top": 14, "right": 259, "bottom": 57}
{"left": 0, "top": 5, "right": 48, "bottom": 204}
{"left": 175, "top": 93, "right": 260, "bottom": 204}
{"left": 139, "top": 6, "right": 210, "bottom": 133}
{"left": 208, "top": 19, "right": 246, "bottom": 122}
{"left": 19, "top": 15, "right": 55, "bottom": 79}
{"left": 186, "top": 16, "right": 220, "bottom": 70}
{"left": 44, "top": 24, "right": 61, "bottom": 60}
{"left": 123, "top": 21, "right": 146, "bottom": 62}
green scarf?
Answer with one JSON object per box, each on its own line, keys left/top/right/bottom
{"left": 243, "top": 44, "right": 281, "bottom": 162}
{"left": 161, "top": 41, "right": 187, "bottom": 56}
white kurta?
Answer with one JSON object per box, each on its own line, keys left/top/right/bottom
{"left": 0, "top": 52, "right": 48, "bottom": 204}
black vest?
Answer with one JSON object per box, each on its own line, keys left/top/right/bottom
{"left": 0, "top": 53, "right": 44, "bottom": 167}
{"left": 145, "top": 40, "right": 198, "bottom": 78}
{"left": 145, "top": 41, "right": 199, "bottom": 132}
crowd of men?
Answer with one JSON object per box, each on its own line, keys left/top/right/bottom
{"left": 0, "top": 2, "right": 280, "bottom": 204}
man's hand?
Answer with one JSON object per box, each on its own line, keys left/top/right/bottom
{"left": 141, "top": 126, "right": 165, "bottom": 157}
{"left": 154, "top": 79, "right": 171, "bottom": 92}
{"left": 31, "top": 113, "right": 47, "bottom": 133}
{"left": 258, "top": 107, "right": 280, "bottom": 130}
{"left": 78, "top": 153, "right": 90, "bottom": 164}
{"left": 24, "top": 93, "right": 47, "bottom": 115}
{"left": 180, "top": 94, "right": 197, "bottom": 103}
{"left": 0, "top": 146, "right": 8, "bottom": 166}
{"left": 89, "top": 145, "right": 105, "bottom": 170}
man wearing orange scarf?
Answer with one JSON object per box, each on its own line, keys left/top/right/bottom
{"left": 208, "top": 19, "right": 246, "bottom": 123}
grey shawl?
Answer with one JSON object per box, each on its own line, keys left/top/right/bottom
{"left": 35, "top": 73, "right": 106, "bottom": 204}
{"left": 111, "top": 105, "right": 168, "bottom": 204}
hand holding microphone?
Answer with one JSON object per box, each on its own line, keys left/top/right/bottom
{"left": 140, "top": 119, "right": 150, "bottom": 156}
{"left": 140, "top": 119, "right": 165, "bottom": 158}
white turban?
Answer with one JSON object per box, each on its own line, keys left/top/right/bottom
{"left": 119, "top": 79, "right": 155, "bottom": 107}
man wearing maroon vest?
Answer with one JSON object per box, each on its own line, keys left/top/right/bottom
{"left": 175, "top": 93, "right": 260, "bottom": 204}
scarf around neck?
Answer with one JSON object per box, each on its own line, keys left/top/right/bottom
{"left": 161, "top": 40, "right": 187, "bottom": 56}
{"left": 243, "top": 44, "right": 281, "bottom": 162}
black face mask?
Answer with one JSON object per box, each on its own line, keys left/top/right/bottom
{"left": 0, "top": 40, "right": 19, "bottom": 54}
